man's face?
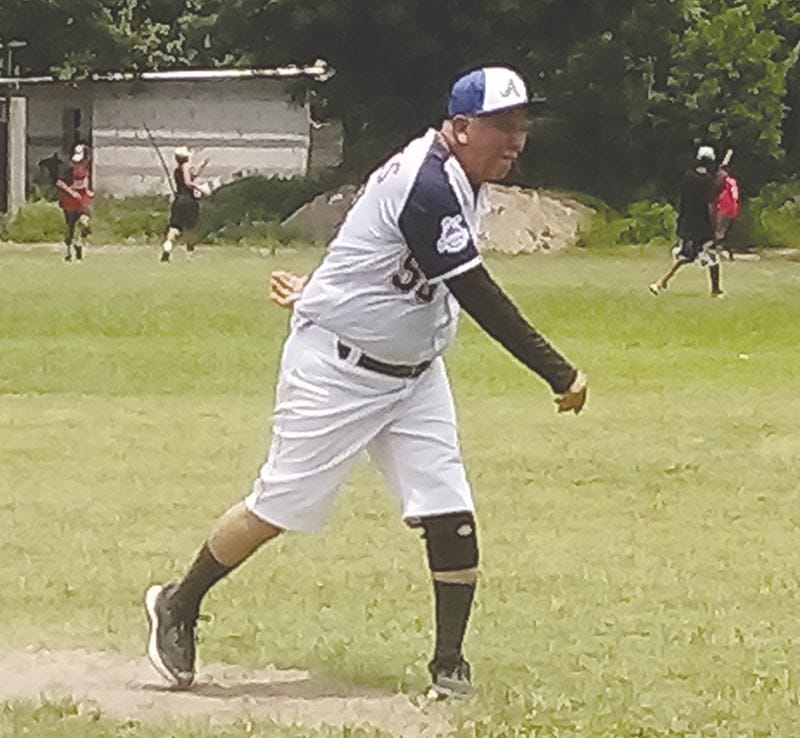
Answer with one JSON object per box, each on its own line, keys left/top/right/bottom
{"left": 459, "top": 107, "right": 529, "bottom": 182}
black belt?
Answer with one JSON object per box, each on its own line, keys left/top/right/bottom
{"left": 337, "top": 342, "right": 431, "bottom": 379}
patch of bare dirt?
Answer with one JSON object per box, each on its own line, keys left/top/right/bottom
{"left": 0, "top": 648, "right": 452, "bottom": 736}
{"left": 757, "top": 247, "right": 800, "bottom": 261}
{"left": 478, "top": 185, "right": 593, "bottom": 254}
{"left": 281, "top": 184, "right": 594, "bottom": 253}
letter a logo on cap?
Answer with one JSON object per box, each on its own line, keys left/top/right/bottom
{"left": 500, "top": 78, "right": 521, "bottom": 99}
{"left": 480, "top": 67, "right": 529, "bottom": 114}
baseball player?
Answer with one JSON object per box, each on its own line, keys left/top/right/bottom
{"left": 56, "top": 144, "right": 93, "bottom": 262}
{"left": 649, "top": 144, "right": 725, "bottom": 297}
{"left": 160, "top": 146, "right": 208, "bottom": 262}
{"left": 145, "top": 66, "right": 588, "bottom": 700}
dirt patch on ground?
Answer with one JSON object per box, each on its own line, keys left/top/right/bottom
{"left": 282, "top": 184, "right": 594, "bottom": 253}
{"left": 756, "top": 247, "right": 800, "bottom": 261}
{"left": 0, "top": 648, "right": 452, "bottom": 736}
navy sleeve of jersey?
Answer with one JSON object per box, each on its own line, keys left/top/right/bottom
{"left": 398, "top": 153, "right": 482, "bottom": 284}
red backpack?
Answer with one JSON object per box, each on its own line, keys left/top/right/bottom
{"left": 717, "top": 175, "right": 741, "bottom": 219}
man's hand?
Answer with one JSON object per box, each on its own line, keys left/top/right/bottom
{"left": 269, "top": 270, "right": 309, "bottom": 308}
{"left": 555, "top": 370, "right": 587, "bottom": 415}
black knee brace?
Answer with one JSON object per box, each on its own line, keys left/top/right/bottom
{"left": 420, "top": 512, "right": 479, "bottom": 572}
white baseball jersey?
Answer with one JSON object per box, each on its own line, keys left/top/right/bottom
{"left": 295, "top": 128, "right": 489, "bottom": 365}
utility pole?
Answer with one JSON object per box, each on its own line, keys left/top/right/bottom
{"left": 0, "top": 38, "right": 27, "bottom": 215}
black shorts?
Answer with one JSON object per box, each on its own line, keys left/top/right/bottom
{"left": 169, "top": 194, "right": 200, "bottom": 231}
{"left": 672, "top": 238, "right": 719, "bottom": 266}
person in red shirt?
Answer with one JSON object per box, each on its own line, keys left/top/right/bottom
{"left": 714, "top": 164, "right": 741, "bottom": 260}
{"left": 56, "top": 144, "right": 93, "bottom": 262}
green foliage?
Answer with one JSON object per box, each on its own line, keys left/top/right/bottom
{"left": 0, "top": 0, "right": 228, "bottom": 77}
{"left": 737, "top": 178, "right": 800, "bottom": 247}
{"left": 91, "top": 195, "right": 169, "bottom": 243}
{"left": 0, "top": 175, "right": 335, "bottom": 247}
{"left": 199, "top": 175, "right": 328, "bottom": 244}
{"left": 666, "top": 1, "right": 787, "bottom": 161}
{"left": 94, "top": 176, "right": 329, "bottom": 245}
{"left": 575, "top": 206, "right": 629, "bottom": 250}
{"left": 577, "top": 198, "right": 677, "bottom": 249}
{"left": 620, "top": 199, "right": 678, "bottom": 246}
{"left": 1, "top": 200, "right": 64, "bottom": 242}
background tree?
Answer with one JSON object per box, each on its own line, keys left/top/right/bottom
{"left": 663, "top": 0, "right": 789, "bottom": 189}
{"left": 0, "top": 0, "right": 225, "bottom": 76}
{"left": 2, "top": 0, "right": 799, "bottom": 199}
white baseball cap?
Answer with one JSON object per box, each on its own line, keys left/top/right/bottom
{"left": 174, "top": 146, "right": 190, "bottom": 159}
{"left": 71, "top": 144, "right": 86, "bottom": 163}
{"left": 447, "top": 66, "right": 545, "bottom": 118}
{"left": 696, "top": 145, "right": 716, "bottom": 161}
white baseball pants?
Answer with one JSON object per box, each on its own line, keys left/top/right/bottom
{"left": 244, "top": 320, "right": 474, "bottom": 532}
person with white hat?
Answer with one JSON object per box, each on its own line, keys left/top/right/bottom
{"left": 649, "top": 144, "right": 725, "bottom": 297}
{"left": 160, "top": 146, "right": 209, "bottom": 262}
{"left": 55, "top": 143, "right": 93, "bottom": 262}
{"left": 145, "top": 66, "right": 587, "bottom": 700}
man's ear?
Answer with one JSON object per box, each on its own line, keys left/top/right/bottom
{"left": 452, "top": 116, "right": 470, "bottom": 145}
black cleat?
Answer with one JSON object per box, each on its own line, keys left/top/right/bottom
{"left": 145, "top": 584, "right": 197, "bottom": 689}
{"left": 74, "top": 245, "right": 83, "bottom": 261}
{"left": 160, "top": 251, "right": 170, "bottom": 263}
{"left": 427, "top": 657, "right": 473, "bottom": 700}
{"left": 65, "top": 251, "right": 72, "bottom": 262}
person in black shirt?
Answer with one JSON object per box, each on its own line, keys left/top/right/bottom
{"left": 649, "top": 145, "right": 725, "bottom": 297}
{"left": 160, "top": 146, "right": 208, "bottom": 263}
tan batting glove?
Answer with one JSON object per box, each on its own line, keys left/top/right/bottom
{"left": 269, "top": 270, "right": 309, "bottom": 308}
{"left": 555, "top": 370, "right": 587, "bottom": 415}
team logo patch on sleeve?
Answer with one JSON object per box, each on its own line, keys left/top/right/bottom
{"left": 436, "top": 215, "right": 471, "bottom": 254}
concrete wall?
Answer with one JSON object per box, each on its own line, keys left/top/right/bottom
{"left": 91, "top": 79, "right": 311, "bottom": 196}
{"left": 18, "top": 78, "right": 338, "bottom": 197}
{"left": 23, "top": 84, "right": 93, "bottom": 188}
{"left": 7, "top": 96, "right": 27, "bottom": 215}
{"left": 309, "top": 120, "right": 344, "bottom": 174}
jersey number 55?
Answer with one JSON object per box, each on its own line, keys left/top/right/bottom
{"left": 392, "top": 252, "right": 437, "bottom": 304}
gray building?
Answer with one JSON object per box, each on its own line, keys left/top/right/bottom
{"left": 1, "top": 62, "right": 341, "bottom": 204}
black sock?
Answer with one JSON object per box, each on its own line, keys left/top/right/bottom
{"left": 710, "top": 264, "right": 721, "bottom": 292}
{"left": 432, "top": 580, "right": 476, "bottom": 669}
{"left": 171, "top": 543, "right": 233, "bottom": 618}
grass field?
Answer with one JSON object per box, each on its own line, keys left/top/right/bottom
{"left": 1, "top": 243, "right": 800, "bottom": 737}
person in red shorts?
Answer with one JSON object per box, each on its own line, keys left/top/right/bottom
{"left": 714, "top": 163, "right": 741, "bottom": 260}
{"left": 56, "top": 144, "right": 93, "bottom": 262}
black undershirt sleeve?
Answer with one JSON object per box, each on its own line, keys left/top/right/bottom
{"left": 445, "top": 265, "right": 577, "bottom": 394}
